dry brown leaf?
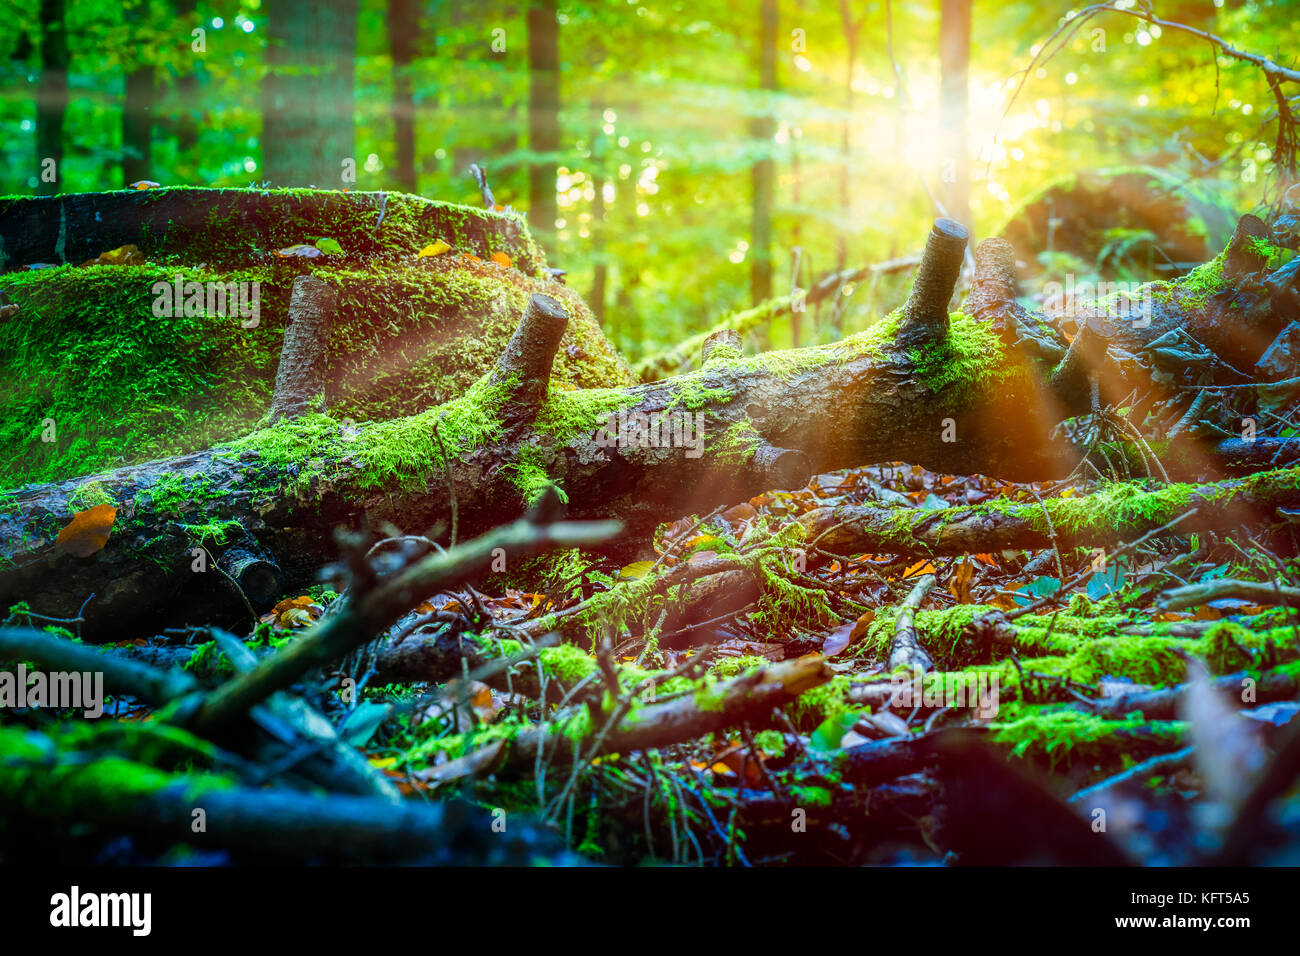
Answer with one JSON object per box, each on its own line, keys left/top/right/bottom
{"left": 56, "top": 504, "right": 117, "bottom": 557}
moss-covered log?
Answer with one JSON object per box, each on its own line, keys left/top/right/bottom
{"left": 1, "top": 216, "right": 1291, "bottom": 638}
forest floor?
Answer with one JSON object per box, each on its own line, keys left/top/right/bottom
{"left": 9, "top": 453, "right": 1298, "bottom": 866}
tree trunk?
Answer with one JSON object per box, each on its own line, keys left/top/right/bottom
{"left": 750, "top": 0, "right": 779, "bottom": 307}
{"left": 36, "top": 0, "right": 68, "bottom": 197}
{"left": 938, "top": 0, "right": 972, "bottom": 231}
{"left": 262, "top": 0, "right": 359, "bottom": 187}
{"left": 122, "top": 4, "right": 155, "bottom": 188}
{"left": 527, "top": 0, "right": 560, "bottom": 246}
{"left": 836, "top": 1, "right": 861, "bottom": 279}
{"left": 386, "top": 0, "right": 419, "bottom": 194}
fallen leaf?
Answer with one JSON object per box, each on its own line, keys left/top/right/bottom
{"left": 56, "top": 504, "right": 117, "bottom": 557}
{"left": 902, "top": 560, "right": 936, "bottom": 579}
{"left": 619, "top": 560, "right": 656, "bottom": 580}
{"left": 418, "top": 240, "right": 452, "bottom": 257}
{"left": 81, "top": 244, "right": 146, "bottom": 266}
{"left": 948, "top": 558, "right": 975, "bottom": 603}
{"left": 275, "top": 243, "right": 323, "bottom": 258}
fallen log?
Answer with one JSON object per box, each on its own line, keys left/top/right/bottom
{"left": 0, "top": 218, "right": 1289, "bottom": 637}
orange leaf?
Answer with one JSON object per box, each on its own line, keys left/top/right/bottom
{"left": 948, "top": 558, "right": 975, "bottom": 603}
{"left": 902, "top": 560, "right": 936, "bottom": 579}
{"left": 973, "top": 553, "right": 999, "bottom": 568}
{"left": 57, "top": 504, "right": 117, "bottom": 557}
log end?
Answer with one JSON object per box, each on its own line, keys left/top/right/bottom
{"left": 750, "top": 443, "right": 811, "bottom": 490}
{"left": 898, "top": 217, "right": 969, "bottom": 349}
{"left": 217, "top": 545, "right": 285, "bottom": 612}
{"left": 493, "top": 292, "right": 571, "bottom": 409}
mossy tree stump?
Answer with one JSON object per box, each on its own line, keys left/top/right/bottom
{"left": 0, "top": 188, "right": 632, "bottom": 487}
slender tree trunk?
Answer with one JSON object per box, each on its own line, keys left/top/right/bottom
{"left": 527, "top": 0, "right": 560, "bottom": 245}
{"left": 938, "top": 0, "right": 972, "bottom": 231}
{"left": 386, "top": 0, "right": 419, "bottom": 194}
{"left": 171, "top": 0, "right": 200, "bottom": 160}
{"left": 262, "top": 0, "right": 359, "bottom": 187}
{"left": 36, "top": 0, "right": 68, "bottom": 197}
{"left": 836, "top": 0, "right": 860, "bottom": 279}
{"left": 122, "top": 4, "right": 155, "bottom": 188}
{"left": 590, "top": 148, "right": 608, "bottom": 326}
{"left": 750, "top": 0, "right": 778, "bottom": 307}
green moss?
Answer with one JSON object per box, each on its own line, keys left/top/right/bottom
{"left": 223, "top": 372, "right": 513, "bottom": 496}
{"left": 1249, "top": 237, "right": 1288, "bottom": 270}
{"left": 712, "top": 655, "right": 766, "bottom": 678}
{"left": 66, "top": 481, "right": 116, "bottom": 513}
{"left": 790, "top": 784, "right": 833, "bottom": 808}
{"left": 789, "top": 675, "right": 852, "bottom": 728}
{"left": 991, "top": 708, "right": 1184, "bottom": 767}
{"left": 1175, "top": 251, "right": 1227, "bottom": 310}
{"left": 0, "top": 724, "right": 233, "bottom": 821}
{"left": 753, "top": 728, "right": 786, "bottom": 756}
{"left": 708, "top": 421, "right": 762, "bottom": 466}
{"left": 905, "top": 311, "right": 1025, "bottom": 399}
{"left": 533, "top": 385, "right": 642, "bottom": 444}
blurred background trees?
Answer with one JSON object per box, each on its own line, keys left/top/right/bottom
{"left": 1, "top": 0, "right": 1293, "bottom": 360}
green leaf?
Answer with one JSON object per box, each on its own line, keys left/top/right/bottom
{"left": 337, "top": 701, "right": 392, "bottom": 747}
{"left": 1013, "top": 576, "right": 1060, "bottom": 606}
{"left": 808, "top": 710, "right": 863, "bottom": 753}
{"left": 315, "top": 237, "right": 345, "bottom": 256}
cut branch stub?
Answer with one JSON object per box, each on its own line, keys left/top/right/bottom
{"left": 268, "top": 274, "right": 336, "bottom": 423}
{"left": 491, "top": 292, "right": 570, "bottom": 410}
{"left": 968, "top": 237, "right": 1019, "bottom": 316}
{"left": 701, "top": 328, "right": 743, "bottom": 366}
{"left": 217, "top": 542, "right": 285, "bottom": 613}
{"left": 897, "top": 217, "right": 969, "bottom": 349}
{"left": 750, "top": 443, "right": 811, "bottom": 489}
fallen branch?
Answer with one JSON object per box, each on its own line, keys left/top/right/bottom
{"left": 632, "top": 255, "right": 922, "bottom": 381}
{"left": 437, "top": 655, "right": 832, "bottom": 780}
{"left": 801, "top": 468, "right": 1300, "bottom": 556}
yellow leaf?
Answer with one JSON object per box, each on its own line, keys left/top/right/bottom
{"left": 418, "top": 240, "right": 451, "bottom": 258}
{"left": 619, "top": 560, "right": 656, "bottom": 580}
{"left": 1060, "top": 488, "right": 1076, "bottom": 498}
{"left": 57, "top": 504, "right": 118, "bottom": 558}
